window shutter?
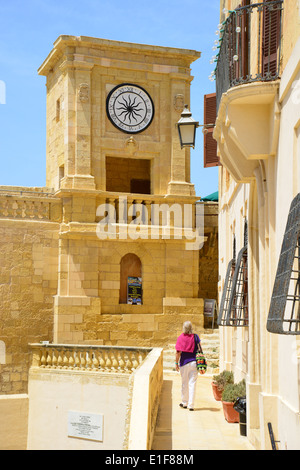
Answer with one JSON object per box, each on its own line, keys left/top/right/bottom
{"left": 227, "top": 2, "right": 250, "bottom": 85}
{"left": 203, "top": 93, "right": 219, "bottom": 168}
{"left": 240, "top": 0, "right": 250, "bottom": 79}
{"left": 262, "top": 0, "right": 281, "bottom": 77}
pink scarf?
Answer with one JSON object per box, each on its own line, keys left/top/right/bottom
{"left": 175, "top": 333, "right": 195, "bottom": 353}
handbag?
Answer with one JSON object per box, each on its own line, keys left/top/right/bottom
{"left": 194, "top": 334, "right": 207, "bottom": 374}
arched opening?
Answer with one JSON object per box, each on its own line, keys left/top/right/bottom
{"left": 119, "top": 253, "right": 142, "bottom": 304}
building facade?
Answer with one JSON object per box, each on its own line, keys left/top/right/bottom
{"left": 0, "top": 36, "right": 220, "bottom": 403}
{"left": 211, "top": 0, "right": 300, "bottom": 449}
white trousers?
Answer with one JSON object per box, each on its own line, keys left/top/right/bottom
{"left": 180, "top": 361, "right": 198, "bottom": 409}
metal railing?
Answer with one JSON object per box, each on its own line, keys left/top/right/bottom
{"left": 216, "top": 0, "right": 283, "bottom": 111}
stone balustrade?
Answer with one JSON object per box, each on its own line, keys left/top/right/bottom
{"left": 0, "top": 194, "right": 61, "bottom": 222}
{"left": 30, "top": 344, "right": 152, "bottom": 374}
{"left": 0, "top": 188, "right": 200, "bottom": 242}
{"left": 96, "top": 191, "right": 197, "bottom": 229}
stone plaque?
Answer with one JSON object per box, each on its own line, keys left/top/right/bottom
{"left": 68, "top": 411, "right": 103, "bottom": 442}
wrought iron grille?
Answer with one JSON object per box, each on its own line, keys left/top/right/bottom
{"left": 218, "top": 223, "right": 248, "bottom": 327}
{"left": 216, "top": 0, "right": 283, "bottom": 111}
{"left": 267, "top": 193, "right": 300, "bottom": 334}
{"left": 226, "top": 246, "right": 249, "bottom": 327}
{"left": 217, "top": 259, "right": 236, "bottom": 326}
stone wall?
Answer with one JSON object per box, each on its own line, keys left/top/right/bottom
{"left": 0, "top": 196, "right": 218, "bottom": 395}
{"left": 0, "top": 215, "right": 59, "bottom": 395}
{"left": 0, "top": 195, "right": 218, "bottom": 395}
{"left": 25, "top": 345, "right": 163, "bottom": 450}
{"left": 198, "top": 202, "right": 218, "bottom": 303}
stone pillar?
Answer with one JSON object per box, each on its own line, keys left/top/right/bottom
{"left": 73, "top": 61, "right": 95, "bottom": 189}
{"left": 63, "top": 65, "right": 76, "bottom": 184}
{"left": 167, "top": 81, "right": 196, "bottom": 197}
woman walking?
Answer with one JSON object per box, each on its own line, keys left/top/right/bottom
{"left": 175, "top": 321, "right": 202, "bottom": 411}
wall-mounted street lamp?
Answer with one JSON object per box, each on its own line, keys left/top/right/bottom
{"left": 177, "top": 105, "right": 199, "bottom": 149}
{"left": 177, "top": 104, "right": 215, "bottom": 149}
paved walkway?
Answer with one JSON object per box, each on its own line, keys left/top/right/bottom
{"left": 152, "top": 372, "right": 254, "bottom": 451}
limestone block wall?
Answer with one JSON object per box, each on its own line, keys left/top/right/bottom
{"left": 0, "top": 189, "right": 208, "bottom": 396}
{"left": 54, "top": 235, "right": 203, "bottom": 347}
{"left": 0, "top": 217, "right": 59, "bottom": 394}
{"left": 198, "top": 202, "right": 218, "bottom": 301}
{"left": 45, "top": 68, "right": 65, "bottom": 190}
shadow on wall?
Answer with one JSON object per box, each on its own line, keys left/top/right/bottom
{"left": 151, "top": 379, "right": 173, "bottom": 450}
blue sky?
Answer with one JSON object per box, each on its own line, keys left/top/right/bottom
{"left": 0, "top": 0, "right": 219, "bottom": 198}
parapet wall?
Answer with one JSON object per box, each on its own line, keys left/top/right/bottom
{"left": 25, "top": 344, "right": 163, "bottom": 450}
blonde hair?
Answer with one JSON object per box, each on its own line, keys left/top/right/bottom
{"left": 183, "top": 321, "right": 193, "bottom": 334}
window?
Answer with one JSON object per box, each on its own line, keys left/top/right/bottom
{"left": 59, "top": 165, "right": 64, "bottom": 188}
{"left": 262, "top": 0, "right": 282, "bottom": 78}
{"left": 226, "top": 246, "right": 248, "bottom": 327}
{"left": 106, "top": 157, "right": 151, "bottom": 194}
{"left": 215, "top": 1, "right": 283, "bottom": 111}
{"left": 227, "top": 0, "right": 251, "bottom": 84}
{"left": 217, "top": 258, "right": 236, "bottom": 326}
{"left": 218, "top": 221, "right": 249, "bottom": 327}
{"left": 267, "top": 194, "right": 300, "bottom": 334}
{"left": 218, "top": 235, "right": 236, "bottom": 326}
{"left": 119, "top": 253, "right": 142, "bottom": 304}
{"left": 56, "top": 98, "right": 61, "bottom": 122}
{"left": 130, "top": 179, "right": 151, "bottom": 194}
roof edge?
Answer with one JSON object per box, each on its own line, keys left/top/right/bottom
{"left": 38, "top": 35, "right": 201, "bottom": 76}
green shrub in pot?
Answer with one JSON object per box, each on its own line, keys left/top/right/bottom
{"left": 222, "top": 379, "right": 246, "bottom": 402}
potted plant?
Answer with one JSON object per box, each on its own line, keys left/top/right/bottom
{"left": 212, "top": 370, "right": 234, "bottom": 401}
{"left": 222, "top": 379, "right": 246, "bottom": 423}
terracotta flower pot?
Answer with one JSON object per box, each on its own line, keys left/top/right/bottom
{"left": 222, "top": 401, "right": 240, "bottom": 423}
{"left": 212, "top": 382, "right": 223, "bottom": 401}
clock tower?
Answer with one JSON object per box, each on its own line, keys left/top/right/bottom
{"left": 39, "top": 35, "right": 200, "bottom": 197}
{"left": 38, "top": 36, "right": 204, "bottom": 346}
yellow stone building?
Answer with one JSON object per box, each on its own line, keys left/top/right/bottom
{"left": 212, "top": 0, "right": 300, "bottom": 450}
{"left": 38, "top": 35, "right": 205, "bottom": 345}
{"left": 0, "top": 35, "right": 219, "bottom": 416}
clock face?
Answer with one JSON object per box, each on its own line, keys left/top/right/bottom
{"left": 106, "top": 83, "right": 154, "bottom": 134}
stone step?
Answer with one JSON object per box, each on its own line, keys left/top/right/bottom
{"left": 163, "top": 349, "right": 219, "bottom": 360}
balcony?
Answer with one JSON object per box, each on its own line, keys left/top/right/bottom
{"left": 216, "top": 0, "right": 283, "bottom": 112}
{"left": 56, "top": 189, "right": 204, "bottom": 250}
{"left": 213, "top": 1, "right": 283, "bottom": 183}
